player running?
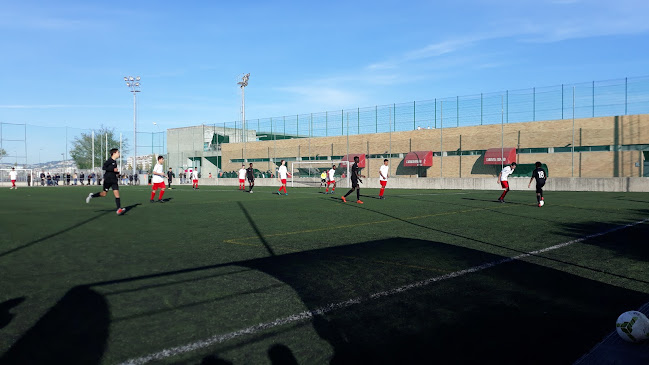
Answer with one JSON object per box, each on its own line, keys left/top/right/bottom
{"left": 497, "top": 162, "right": 517, "bottom": 203}
{"left": 528, "top": 161, "right": 547, "bottom": 207}
{"left": 9, "top": 167, "right": 17, "bottom": 189}
{"left": 379, "top": 159, "right": 389, "bottom": 199}
{"left": 150, "top": 156, "right": 167, "bottom": 203}
{"left": 86, "top": 148, "right": 126, "bottom": 215}
{"left": 341, "top": 156, "right": 365, "bottom": 204}
{"left": 246, "top": 163, "right": 255, "bottom": 193}
{"left": 277, "top": 160, "right": 288, "bottom": 195}
{"left": 238, "top": 165, "right": 246, "bottom": 191}
{"left": 192, "top": 167, "right": 199, "bottom": 190}
{"left": 325, "top": 164, "right": 336, "bottom": 194}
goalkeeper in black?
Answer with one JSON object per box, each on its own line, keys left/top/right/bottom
{"left": 86, "top": 148, "right": 125, "bottom": 215}
{"left": 341, "top": 156, "right": 365, "bottom": 204}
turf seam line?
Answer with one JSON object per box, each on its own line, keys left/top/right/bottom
{"left": 118, "top": 217, "right": 649, "bottom": 365}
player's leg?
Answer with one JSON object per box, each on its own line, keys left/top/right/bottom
{"left": 112, "top": 186, "right": 125, "bottom": 214}
{"left": 151, "top": 185, "right": 157, "bottom": 202}
{"left": 158, "top": 185, "right": 166, "bottom": 201}
{"left": 356, "top": 186, "right": 363, "bottom": 203}
{"left": 498, "top": 182, "right": 509, "bottom": 201}
{"left": 332, "top": 181, "right": 336, "bottom": 193}
{"left": 379, "top": 181, "right": 386, "bottom": 198}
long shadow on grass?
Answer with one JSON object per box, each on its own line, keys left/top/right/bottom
{"left": 0, "top": 210, "right": 114, "bottom": 259}
{"left": 328, "top": 197, "right": 649, "bottom": 285}
{"left": 0, "top": 286, "right": 109, "bottom": 365}
{"left": 201, "top": 237, "right": 648, "bottom": 364}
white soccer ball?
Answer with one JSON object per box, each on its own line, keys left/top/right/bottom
{"left": 539, "top": 200, "right": 545, "bottom": 207}
{"left": 616, "top": 311, "right": 649, "bottom": 343}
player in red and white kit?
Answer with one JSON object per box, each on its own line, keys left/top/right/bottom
{"left": 325, "top": 164, "right": 336, "bottom": 194}
{"left": 497, "top": 162, "right": 517, "bottom": 203}
{"left": 277, "top": 160, "right": 288, "bottom": 195}
{"left": 238, "top": 165, "right": 246, "bottom": 191}
{"left": 379, "top": 159, "right": 389, "bottom": 199}
{"left": 150, "top": 156, "right": 166, "bottom": 203}
{"left": 192, "top": 167, "right": 199, "bottom": 190}
{"left": 9, "top": 167, "right": 17, "bottom": 189}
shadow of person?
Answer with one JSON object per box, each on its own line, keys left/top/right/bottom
{"left": 0, "top": 297, "right": 26, "bottom": 330}
{"left": 0, "top": 286, "right": 110, "bottom": 365}
{"left": 268, "top": 343, "right": 298, "bottom": 365}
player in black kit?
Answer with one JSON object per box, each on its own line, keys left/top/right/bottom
{"left": 528, "top": 161, "right": 547, "bottom": 207}
{"left": 246, "top": 163, "right": 255, "bottom": 193}
{"left": 85, "top": 148, "right": 126, "bottom": 215}
{"left": 167, "top": 168, "right": 174, "bottom": 189}
{"left": 341, "top": 156, "right": 365, "bottom": 204}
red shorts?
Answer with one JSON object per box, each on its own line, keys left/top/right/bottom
{"left": 11, "top": 180, "right": 16, "bottom": 183}
{"left": 380, "top": 180, "right": 387, "bottom": 187}
{"left": 500, "top": 181, "right": 509, "bottom": 189}
{"left": 152, "top": 182, "right": 165, "bottom": 190}
{"left": 239, "top": 179, "right": 244, "bottom": 184}
{"left": 327, "top": 180, "right": 335, "bottom": 185}
{"left": 281, "top": 179, "right": 287, "bottom": 184}
{"left": 193, "top": 179, "right": 198, "bottom": 183}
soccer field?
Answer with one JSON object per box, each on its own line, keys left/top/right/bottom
{"left": 1, "top": 185, "right": 648, "bottom": 364}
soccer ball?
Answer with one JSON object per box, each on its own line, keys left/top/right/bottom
{"left": 616, "top": 311, "right": 649, "bottom": 343}
{"left": 539, "top": 200, "right": 545, "bottom": 207}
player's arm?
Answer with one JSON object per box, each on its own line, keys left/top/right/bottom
{"left": 497, "top": 171, "right": 502, "bottom": 184}
{"left": 528, "top": 172, "right": 534, "bottom": 188}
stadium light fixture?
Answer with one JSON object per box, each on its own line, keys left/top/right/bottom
{"left": 238, "top": 73, "right": 250, "bottom": 162}
{"left": 125, "top": 76, "right": 141, "bottom": 180}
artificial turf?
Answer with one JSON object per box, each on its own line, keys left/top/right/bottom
{"left": 0, "top": 184, "right": 648, "bottom": 364}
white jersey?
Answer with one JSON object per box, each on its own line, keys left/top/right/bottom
{"left": 238, "top": 168, "right": 246, "bottom": 180}
{"left": 327, "top": 168, "right": 335, "bottom": 181}
{"left": 9, "top": 171, "right": 17, "bottom": 180}
{"left": 152, "top": 163, "right": 165, "bottom": 183}
{"left": 278, "top": 165, "right": 288, "bottom": 179}
{"left": 192, "top": 170, "right": 199, "bottom": 180}
{"left": 379, "top": 165, "right": 389, "bottom": 181}
{"left": 500, "top": 166, "right": 513, "bottom": 182}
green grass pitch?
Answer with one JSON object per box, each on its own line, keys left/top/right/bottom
{"left": 0, "top": 184, "right": 648, "bottom": 364}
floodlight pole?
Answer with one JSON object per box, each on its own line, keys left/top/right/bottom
{"left": 125, "top": 76, "right": 141, "bottom": 180}
{"left": 238, "top": 73, "right": 250, "bottom": 163}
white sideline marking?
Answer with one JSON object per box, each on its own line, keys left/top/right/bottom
{"left": 119, "top": 218, "right": 649, "bottom": 365}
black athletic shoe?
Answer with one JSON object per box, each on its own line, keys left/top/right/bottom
{"left": 150, "top": 199, "right": 155, "bottom": 203}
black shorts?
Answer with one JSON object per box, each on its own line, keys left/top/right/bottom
{"left": 536, "top": 181, "right": 545, "bottom": 193}
{"left": 247, "top": 178, "right": 254, "bottom": 183}
{"left": 321, "top": 178, "right": 326, "bottom": 183}
{"left": 351, "top": 178, "right": 359, "bottom": 188}
{"left": 103, "top": 179, "right": 119, "bottom": 192}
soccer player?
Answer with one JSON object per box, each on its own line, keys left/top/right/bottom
{"left": 167, "top": 168, "right": 173, "bottom": 189}
{"left": 238, "top": 165, "right": 246, "bottom": 190}
{"left": 192, "top": 167, "right": 199, "bottom": 190}
{"left": 341, "top": 156, "right": 365, "bottom": 204}
{"left": 528, "top": 161, "right": 547, "bottom": 207}
{"left": 277, "top": 160, "right": 288, "bottom": 195}
{"left": 150, "top": 156, "right": 167, "bottom": 203}
{"left": 497, "top": 162, "right": 517, "bottom": 203}
{"left": 320, "top": 171, "right": 327, "bottom": 188}
{"left": 246, "top": 163, "right": 255, "bottom": 193}
{"left": 86, "top": 148, "right": 126, "bottom": 215}
{"left": 379, "top": 159, "right": 389, "bottom": 199}
{"left": 9, "top": 167, "right": 17, "bottom": 189}
{"left": 325, "top": 164, "right": 336, "bottom": 194}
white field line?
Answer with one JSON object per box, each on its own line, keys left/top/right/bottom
{"left": 119, "top": 218, "right": 649, "bottom": 365}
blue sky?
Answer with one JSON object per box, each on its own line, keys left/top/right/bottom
{"left": 1, "top": 0, "right": 648, "bottom": 162}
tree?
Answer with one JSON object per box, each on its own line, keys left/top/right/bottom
{"left": 0, "top": 148, "right": 6, "bottom": 162}
{"left": 69, "top": 126, "right": 129, "bottom": 170}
